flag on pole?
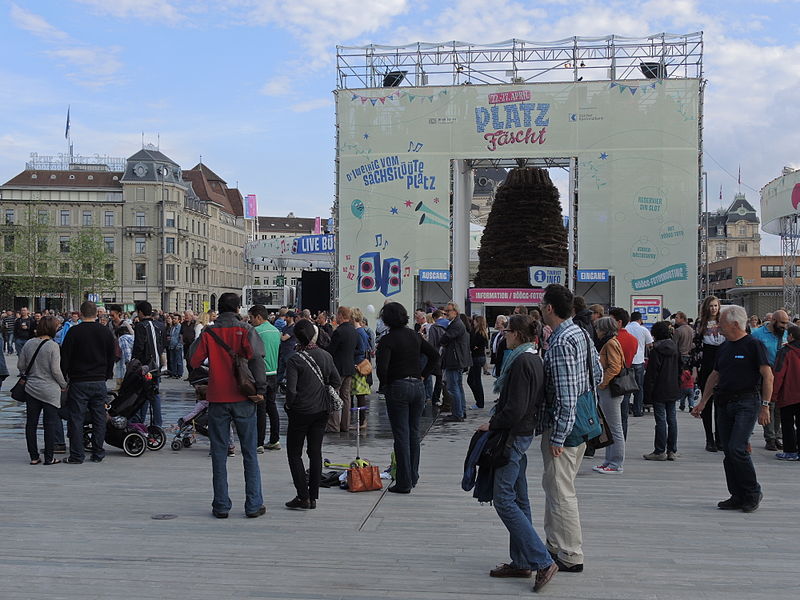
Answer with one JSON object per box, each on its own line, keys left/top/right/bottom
{"left": 738, "top": 165, "right": 741, "bottom": 186}
{"left": 244, "top": 194, "right": 257, "bottom": 219}
{"left": 65, "top": 106, "right": 70, "bottom": 139}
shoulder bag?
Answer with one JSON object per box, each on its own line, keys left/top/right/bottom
{"left": 347, "top": 465, "right": 382, "bottom": 492}
{"left": 297, "top": 351, "right": 343, "bottom": 413}
{"left": 204, "top": 327, "right": 261, "bottom": 402}
{"left": 355, "top": 358, "right": 372, "bottom": 376}
{"left": 609, "top": 364, "right": 639, "bottom": 397}
{"left": 11, "top": 339, "right": 48, "bottom": 403}
{"left": 563, "top": 332, "right": 607, "bottom": 448}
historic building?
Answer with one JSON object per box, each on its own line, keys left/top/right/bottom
{"left": 253, "top": 214, "right": 317, "bottom": 287}
{"left": 0, "top": 148, "right": 253, "bottom": 312}
{"left": 702, "top": 192, "right": 762, "bottom": 262}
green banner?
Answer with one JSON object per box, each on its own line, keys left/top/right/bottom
{"left": 631, "top": 263, "right": 689, "bottom": 291}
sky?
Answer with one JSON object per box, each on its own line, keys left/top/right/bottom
{"left": 1, "top": 0, "right": 799, "bottom": 255}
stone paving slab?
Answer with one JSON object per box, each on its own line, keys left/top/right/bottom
{"left": 1, "top": 356, "right": 798, "bottom": 599}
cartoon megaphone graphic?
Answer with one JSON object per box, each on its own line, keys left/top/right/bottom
{"left": 419, "top": 213, "right": 449, "bottom": 229}
{"left": 414, "top": 200, "right": 448, "bottom": 223}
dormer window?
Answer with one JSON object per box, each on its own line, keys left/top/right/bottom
{"left": 88, "top": 175, "right": 94, "bottom": 180}
{"left": 31, "top": 173, "right": 37, "bottom": 179}
{"left": 69, "top": 175, "right": 75, "bottom": 180}
{"left": 50, "top": 174, "right": 56, "bottom": 179}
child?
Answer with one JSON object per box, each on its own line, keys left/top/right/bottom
{"left": 679, "top": 368, "right": 695, "bottom": 411}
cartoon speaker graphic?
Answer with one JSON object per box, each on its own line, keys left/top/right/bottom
{"left": 380, "top": 257, "right": 402, "bottom": 297}
{"left": 357, "top": 252, "right": 381, "bottom": 293}
{"left": 415, "top": 200, "right": 449, "bottom": 229}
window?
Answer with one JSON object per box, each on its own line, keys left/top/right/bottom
{"left": 166, "top": 263, "right": 175, "bottom": 281}
{"left": 83, "top": 263, "right": 93, "bottom": 274}
{"left": 716, "top": 226, "right": 723, "bottom": 236}
{"left": 162, "top": 188, "right": 169, "bottom": 202}
{"left": 60, "top": 236, "right": 70, "bottom": 253}
{"left": 60, "top": 263, "right": 70, "bottom": 274}
{"left": 104, "top": 264, "right": 114, "bottom": 279}
{"left": 104, "top": 211, "right": 114, "bottom": 227}
{"left": 82, "top": 211, "right": 93, "bottom": 226}
{"left": 739, "top": 226, "right": 747, "bottom": 236}
{"left": 135, "top": 263, "right": 146, "bottom": 280}
{"left": 60, "top": 210, "right": 70, "bottom": 226}
{"left": 4, "top": 261, "right": 14, "bottom": 272}
{"left": 37, "top": 238, "right": 48, "bottom": 252}
{"left": 761, "top": 265, "right": 782, "bottom": 278}
{"left": 3, "top": 235, "right": 14, "bottom": 252}
{"left": 715, "top": 246, "right": 726, "bottom": 260}
{"left": 4, "top": 209, "right": 14, "bottom": 224}
{"left": 135, "top": 237, "right": 146, "bottom": 254}
{"left": 135, "top": 187, "right": 145, "bottom": 202}
{"left": 166, "top": 237, "right": 175, "bottom": 255}
{"left": 38, "top": 210, "right": 48, "bottom": 224}
{"left": 165, "top": 211, "right": 175, "bottom": 228}
{"left": 104, "top": 236, "right": 115, "bottom": 253}
{"left": 738, "top": 243, "right": 748, "bottom": 254}
{"left": 38, "top": 261, "right": 47, "bottom": 274}
{"left": 135, "top": 212, "right": 145, "bottom": 227}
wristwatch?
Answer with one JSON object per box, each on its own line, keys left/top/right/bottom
{"left": 760, "top": 400, "right": 770, "bottom": 407}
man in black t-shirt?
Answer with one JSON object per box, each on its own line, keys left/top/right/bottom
{"left": 692, "top": 304, "right": 773, "bottom": 513}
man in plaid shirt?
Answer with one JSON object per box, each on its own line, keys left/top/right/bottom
{"left": 538, "top": 284, "right": 601, "bottom": 573}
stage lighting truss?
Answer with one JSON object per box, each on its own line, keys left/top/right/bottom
{"left": 336, "top": 33, "right": 703, "bottom": 89}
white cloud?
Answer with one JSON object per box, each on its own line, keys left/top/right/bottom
{"left": 9, "top": 3, "right": 70, "bottom": 40}
{"left": 259, "top": 75, "right": 293, "bottom": 96}
{"left": 46, "top": 47, "right": 124, "bottom": 79}
{"left": 72, "top": 0, "right": 186, "bottom": 24}
{"left": 290, "top": 97, "right": 333, "bottom": 112}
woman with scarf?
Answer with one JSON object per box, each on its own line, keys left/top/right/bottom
{"left": 283, "top": 319, "right": 341, "bottom": 509}
{"left": 477, "top": 314, "right": 558, "bottom": 593}
{"left": 592, "top": 316, "right": 626, "bottom": 474}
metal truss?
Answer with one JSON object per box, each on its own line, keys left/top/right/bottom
{"left": 337, "top": 33, "right": 703, "bottom": 89}
{"left": 465, "top": 157, "right": 571, "bottom": 170}
{"left": 780, "top": 215, "right": 800, "bottom": 315}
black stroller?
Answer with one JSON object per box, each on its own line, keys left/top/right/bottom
{"left": 170, "top": 365, "right": 210, "bottom": 451}
{"left": 83, "top": 359, "right": 167, "bottom": 457}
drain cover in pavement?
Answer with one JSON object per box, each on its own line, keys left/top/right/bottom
{"left": 151, "top": 514, "right": 178, "bottom": 520}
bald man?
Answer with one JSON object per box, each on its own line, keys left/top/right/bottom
{"left": 751, "top": 310, "right": 790, "bottom": 451}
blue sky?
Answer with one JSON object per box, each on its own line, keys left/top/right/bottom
{"left": 1, "top": 0, "right": 799, "bottom": 254}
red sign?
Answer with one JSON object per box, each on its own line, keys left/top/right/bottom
{"left": 488, "top": 90, "right": 531, "bottom": 105}
{"left": 468, "top": 288, "right": 545, "bottom": 304}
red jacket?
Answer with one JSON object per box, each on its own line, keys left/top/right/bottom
{"left": 616, "top": 328, "right": 637, "bottom": 368}
{"left": 771, "top": 341, "right": 800, "bottom": 408}
{"left": 188, "top": 312, "right": 266, "bottom": 403}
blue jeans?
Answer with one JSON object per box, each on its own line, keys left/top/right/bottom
{"left": 168, "top": 347, "right": 184, "bottom": 378}
{"left": 444, "top": 368, "right": 466, "bottom": 418}
{"left": 493, "top": 434, "right": 553, "bottom": 571}
{"left": 207, "top": 401, "right": 263, "bottom": 514}
{"left": 630, "top": 363, "right": 645, "bottom": 416}
{"left": 385, "top": 378, "right": 426, "bottom": 491}
{"left": 67, "top": 381, "right": 108, "bottom": 462}
{"left": 679, "top": 388, "right": 695, "bottom": 410}
{"left": 15, "top": 338, "right": 30, "bottom": 356}
{"left": 2, "top": 331, "right": 12, "bottom": 354}
{"left": 717, "top": 393, "right": 761, "bottom": 502}
{"left": 599, "top": 387, "right": 625, "bottom": 469}
{"left": 423, "top": 376, "right": 433, "bottom": 402}
{"left": 134, "top": 380, "right": 162, "bottom": 427}
{"left": 0, "top": 349, "right": 8, "bottom": 382}
{"left": 652, "top": 400, "right": 678, "bottom": 454}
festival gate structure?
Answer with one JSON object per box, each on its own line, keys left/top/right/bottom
{"left": 334, "top": 34, "right": 704, "bottom": 315}
{"left": 760, "top": 168, "right": 800, "bottom": 315}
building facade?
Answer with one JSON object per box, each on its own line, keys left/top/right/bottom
{"left": 253, "top": 214, "right": 316, "bottom": 287}
{"left": 702, "top": 192, "right": 761, "bottom": 262}
{"left": 0, "top": 149, "right": 254, "bottom": 312}
{"left": 706, "top": 255, "right": 797, "bottom": 316}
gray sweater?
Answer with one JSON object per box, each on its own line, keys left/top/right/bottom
{"left": 17, "top": 338, "right": 67, "bottom": 407}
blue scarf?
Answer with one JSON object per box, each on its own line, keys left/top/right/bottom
{"left": 493, "top": 342, "right": 534, "bottom": 394}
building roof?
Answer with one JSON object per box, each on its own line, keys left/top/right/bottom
{"left": 257, "top": 215, "right": 317, "bottom": 233}
{"left": 2, "top": 169, "right": 123, "bottom": 189}
{"left": 725, "top": 192, "right": 758, "bottom": 223}
{"left": 190, "top": 163, "right": 226, "bottom": 184}
{"left": 182, "top": 166, "right": 235, "bottom": 214}
{"left": 127, "top": 148, "right": 180, "bottom": 166}
{"left": 225, "top": 188, "right": 244, "bottom": 217}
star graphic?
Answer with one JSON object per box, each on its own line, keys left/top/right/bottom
{"left": 433, "top": 197, "right": 440, "bottom": 204}
{"left": 390, "top": 207, "right": 399, "bottom": 214}
{"left": 404, "top": 200, "right": 413, "bottom": 208}
{"left": 363, "top": 133, "right": 369, "bottom": 140}
{"left": 599, "top": 152, "right": 608, "bottom": 160}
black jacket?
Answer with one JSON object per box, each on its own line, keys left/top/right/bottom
{"left": 643, "top": 339, "right": 682, "bottom": 403}
{"left": 489, "top": 350, "right": 544, "bottom": 436}
{"left": 440, "top": 317, "right": 471, "bottom": 370}
{"left": 61, "top": 321, "right": 117, "bottom": 382}
{"left": 285, "top": 347, "right": 341, "bottom": 415}
{"left": 327, "top": 320, "right": 359, "bottom": 377}
{"left": 132, "top": 319, "right": 165, "bottom": 371}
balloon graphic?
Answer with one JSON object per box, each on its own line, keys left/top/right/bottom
{"left": 351, "top": 199, "right": 365, "bottom": 219}
{"left": 366, "top": 304, "right": 375, "bottom": 314}
{"left": 792, "top": 183, "right": 800, "bottom": 210}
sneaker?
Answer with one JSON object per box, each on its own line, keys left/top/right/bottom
{"left": 256, "top": 446, "right": 264, "bottom": 454}
{"left": 643, "top": 452, "right": 668, "bottom": 461}
{"left": 592, "top": 465, "right": 622, "bottom": 474}
{"left": 469, "top": 404, "right": 481, "bottom": 410}
{"left": 246, "top": 505, "right": 267, "bottom": 518}
{"left": 489, "top": 563, "right": 531, "bottom": 578}
{"left": 265, "top": 441, "right": 281, "bottom": 450}
{"left": 775, "top": 452, "right": 799, "bottom": 461}
{"left": 285, "top": 496, "right": 311, "bottom": 510}
{"left": 667, "top": 452, "right": 680, "bottom": 461}
{"left": 227, "top": 448, "right": 235, "bottom": 457}
{"left": 533, "top": 563, "right": 558, "bottom": 592}
{"left": 765, "top": 441, "right": 778, "bottom": 451}
{"left": 717, "top": 496, "right": 742, "bottom": 510}
{"left": 553, "top": 557, "right": 583, "bottom": 573}
{"left": 741, "top": 492, "right": 763, "bottom": 513}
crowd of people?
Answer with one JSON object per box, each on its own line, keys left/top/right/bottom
{"left": 2, "top": 288, "right": 798, "bottom": 592}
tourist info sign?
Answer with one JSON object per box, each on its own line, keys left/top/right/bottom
{"left": 529, "top": 266, "right": 566, "bottom": 287}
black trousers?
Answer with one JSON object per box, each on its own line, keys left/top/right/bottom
{"left": 466, "top": 356, "right": 486, "bottom": 408}
{"left": 780, "top": 404, "right": 800, "bottom": 453}
{"left": 256, "top": 375, "right": 280, "bottom": 446}
{"left": 286, "top": 410, "right": 328, "bottom": 500}
{"left": 25, "top": 393, "right": 59, "bottom": 462}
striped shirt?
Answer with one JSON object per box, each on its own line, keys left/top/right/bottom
{"left": 538, "top": 318, "right": 602, "bottom": 446}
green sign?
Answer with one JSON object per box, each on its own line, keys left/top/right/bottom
{"left": 631, "top": 263, "right": 689, "bottom": 291}
{"left": 275, "top": 276, "right": 286, "bottom": 286}
{"left": 736, "top": 276, "right": 744, "bottom": 286}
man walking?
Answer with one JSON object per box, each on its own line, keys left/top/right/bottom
{"left": 750, "top": 310, "right": 789, "bottom": 451}
{"left": 672, "top": 311, "right": 694, "bottom": 364}
{"left": 538, "top": 284, "right": 602, "bottom": 573}
{"left": 440, "top": 302, "right": 471, "bottom": 422}
{"left": 248, "top": 304, "right": 282, "bottom": 452}
{"left": 326, "top": 306, "right": 358, "bottom": 432}
{"left": 60, "top": 301, "right": 117, "bottom": 464}
{"left": 691, "top": 305, "right": 772, "bottom": 512}
{"left": 2, "top": 309, "right": 16, "bottom": 354}
{"left": 14, "top": 307, "right": 36, "bottom": 355}
{"left": 626, "top": 311, "right": 653, "bottom": 416}
{"left": 131, "top": 301, "right": 165, "bottom": 427}
{"left": 180, "top": 310, "right": 197, "bottom": 375}
{"left": 189, "top": 293, "right": 267, "bottom": 519}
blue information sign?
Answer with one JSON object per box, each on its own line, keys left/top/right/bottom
{"left": 576, "top": 269, "right": 610, "bottom": 283}
{"left": 418, "top": 269, "right": 451, "bottom": 282}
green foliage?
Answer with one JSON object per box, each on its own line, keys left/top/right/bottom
{"left": 66, "top": 228, "right": 114, "bottom": 305}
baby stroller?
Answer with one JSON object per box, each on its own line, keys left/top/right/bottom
{"left": 171, "top": 365, "right": 210, "bottom": 451}
{"left": 84, "top": 359, "right": 167, "bottom": 457}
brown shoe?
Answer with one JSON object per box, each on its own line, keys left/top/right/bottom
{"left": 533, "top": 563, "right": 558, "bottom": 592}
{"left": 489, "top": 563, "right": 531, "bottom": 578}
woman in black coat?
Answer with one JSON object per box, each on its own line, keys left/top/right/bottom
{"left": 284, "top": 319, "right": 341, "bottom": 509}
{"left": 642, "top": 321, "right": 682, "bottom": 461}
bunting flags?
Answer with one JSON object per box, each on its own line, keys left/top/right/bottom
{"left": 350, "top": 89, "right": 449, "bottom": 106}
{"left": 609, "top": 81, "right": 661, "bottom": 95}
{"left": 405, "top": 90, "right": 448, "bottom": 103}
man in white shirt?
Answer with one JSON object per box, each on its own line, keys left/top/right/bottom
{"left": 626, "top": 311, "right": 653, "bottom": 416}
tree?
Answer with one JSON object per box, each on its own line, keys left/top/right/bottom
{"left": 5, "top": 200, "right": 55, "bottom": 307}
{"left": 66, "top": 228, "right": 114, "bottom": 308}
{"left": 475, "top": 167, "right": 567, "bottom": 288}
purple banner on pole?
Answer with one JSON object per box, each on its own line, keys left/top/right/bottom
{"left": 245, "top": 194, "right": 257, "bottom": 219}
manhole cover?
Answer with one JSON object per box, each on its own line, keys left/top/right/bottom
{"left": 151, "top": 514, "right": 178, "bottom": 520}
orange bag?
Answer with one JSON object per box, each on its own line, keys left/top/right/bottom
{"left": 347, "top": 465, "right": 382, "bottom": 492}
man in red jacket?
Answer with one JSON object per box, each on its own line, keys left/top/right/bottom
{"left": 189, "top": 293, "right": 267, "bottom": 519}
{"left": 772, "top": 325, "right": 800, "bottom": 461}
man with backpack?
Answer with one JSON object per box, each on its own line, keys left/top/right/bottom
{"left": 131, "top": 301, "right": 165, "bottom": 427}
